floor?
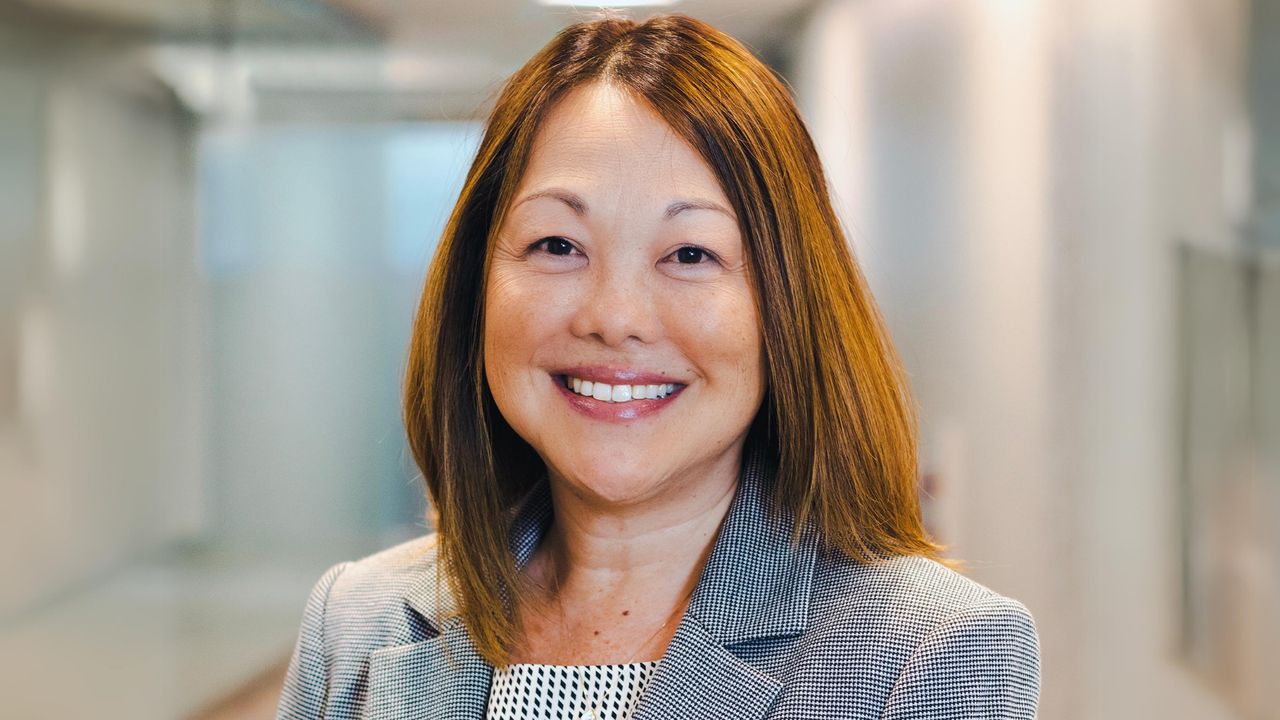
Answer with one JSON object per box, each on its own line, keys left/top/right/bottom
{"left": 190, "top": 660, "right": 288, "bottom": 720}
{"left": 0, "top": 548, "right": 325, "bottom": 719}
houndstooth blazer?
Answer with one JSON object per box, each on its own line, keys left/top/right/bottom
{"left": 277, "top": 442, "right": 1042, "bottom": 719}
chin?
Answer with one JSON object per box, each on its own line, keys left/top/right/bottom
{"left": 553, "top": 456, "right": 667, "bottom": 506}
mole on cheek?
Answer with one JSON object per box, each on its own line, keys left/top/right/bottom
{"left": 622, "top": 610, "right": 630, "bottom": 616}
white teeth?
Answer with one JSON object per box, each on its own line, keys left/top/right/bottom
{"left": 564, "top": 376, "right": 679, "bottom": 403}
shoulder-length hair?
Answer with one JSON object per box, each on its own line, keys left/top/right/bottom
{"left": 403, "top": 11, "right": 958, "bottom": 667}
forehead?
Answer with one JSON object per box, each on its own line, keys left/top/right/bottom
{"left": 517, "top": 82, "right": 726, "bottom": 199}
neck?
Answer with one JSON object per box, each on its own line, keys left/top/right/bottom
{"left": 531, "top": 450, "right": 741, "bottom": 604}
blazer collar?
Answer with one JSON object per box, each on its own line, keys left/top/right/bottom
{"left": 372, "top": 441, "right": 818, "bottom": 720}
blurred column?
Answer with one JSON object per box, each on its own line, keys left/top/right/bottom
{"left": 200, "top": 126, "right": 427, "bottom": 559}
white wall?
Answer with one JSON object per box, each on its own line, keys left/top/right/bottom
{"left": 197, "top": 124, "right": 465, "bottom": 557}
{"left": 0, "top": 25, "right": 205, "bottom": 620}
{"left": 793, "top": 0, "right": 1255, "bottom": 718}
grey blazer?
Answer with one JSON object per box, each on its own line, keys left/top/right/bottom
{"left": 277, "top": 444, "right": 1041, "bottom": 719}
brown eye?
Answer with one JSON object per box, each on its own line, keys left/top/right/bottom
{"left": 531, "top": 237, "right": 575, "bottom": 255}
{"left": 675, "top": 246, "right": 710, "bottom": 264}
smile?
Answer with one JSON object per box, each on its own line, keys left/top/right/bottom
{"left": 564, "top": 375, "right": 677, "bottom": 402}
{"left": 550, "top": 373, "right": 685, "bottom": 422}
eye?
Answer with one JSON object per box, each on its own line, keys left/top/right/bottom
{"left": 668, "top": 245, "right": 718, "bottom": 265}
{"left": 528, "top": 236, "right": 578, "bottom": 256}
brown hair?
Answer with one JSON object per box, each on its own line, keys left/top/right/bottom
{"left": 402, "top": 11, "right": 959, "bottom": 668}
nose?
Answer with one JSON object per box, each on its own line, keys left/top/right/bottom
{"left": 568, "top": 257, "right": 659, "bottom": 347}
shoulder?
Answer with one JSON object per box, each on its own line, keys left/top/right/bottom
{"left": 324, "top": 532, "right": 443, "bottom": 601}
{"left": 793, "top": 548, "right": 1040, "bottom": 717}
{"left": 809, "top": 547, "right": 1039, "bottom": 654}
{"left": 277, "top": 534, "right": 445, "bottom": 718}
{"left": 317, "top": 533, "right": 447, "bottom": 640}
{"left": 291, "top": 533, "right": 447, "bottom": 662}
{"left": 813, "top": 548, "right": 1032, "bottom": 627}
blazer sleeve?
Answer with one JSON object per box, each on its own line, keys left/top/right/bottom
{"left": 879, "top": 595, "right": 1041, "bottom": 720}
{"left": 276, "top": 561, "right": 351, "bottom": 720}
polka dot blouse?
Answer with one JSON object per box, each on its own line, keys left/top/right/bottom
{"left": 485, "top": 661, "right": 660, "bottom": 720}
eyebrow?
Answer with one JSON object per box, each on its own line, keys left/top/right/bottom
{"left": 513, "top": 188, "right": 736, "bottom": 221}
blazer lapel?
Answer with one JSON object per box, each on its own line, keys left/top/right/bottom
{"left": 365, "top": 475, "right": 555, "bottom": 720}
{"left": 626, "top": 613, "right": 784, "bottom": 720}
{"left": 366, "top": 618, "right": 491, "bottom": 720}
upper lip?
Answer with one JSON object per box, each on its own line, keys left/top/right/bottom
{"left": 553, "top": 365, "right": 686, "bottom": 386}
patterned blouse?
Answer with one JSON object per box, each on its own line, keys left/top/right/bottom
{"left": 485, "top": 661, "right": 660, "bottom": 720}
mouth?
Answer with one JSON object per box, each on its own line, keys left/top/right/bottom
{"left": 554, "top": 373, "right": 686, "bottom": 403}
{"left": 549, "top": 372, "right": 686, "bottom": 422}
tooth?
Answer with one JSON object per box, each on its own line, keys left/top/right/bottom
{"left": 564, "top": 376, "right": 678, "bottom": 402}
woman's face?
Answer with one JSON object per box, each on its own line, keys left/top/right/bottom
{"left": 484, "top": 81, "right": 765, "bottom": 508}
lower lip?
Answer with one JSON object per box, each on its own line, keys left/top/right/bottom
{"left": 551, "top": 374, "right": 684, "bottom": 423}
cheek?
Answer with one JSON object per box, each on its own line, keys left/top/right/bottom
{"left": 482, "top": 268, "right": 575, "bottom": 391}
{"left": 484, "top": 271, "right": 534, "bottom": 351}
{"left": 666, "top": 283, "right": 763, "bottom": 394}
{"left": 483, "top": 271, "right": 534, "bottom": 404}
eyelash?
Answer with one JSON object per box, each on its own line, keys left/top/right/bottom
{"left": 527, "top": 237, "right": 719, "bottom": 265}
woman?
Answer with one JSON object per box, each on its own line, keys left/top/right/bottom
{"left": 278, "top": 12, "right": 1040, "bottom": 720}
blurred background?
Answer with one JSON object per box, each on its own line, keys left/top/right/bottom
{"left": 0, "top": 0, "right": 1276, "bottom": 717}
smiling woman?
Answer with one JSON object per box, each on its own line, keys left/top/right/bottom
{"left": 277, "top": 12, "right": 1040, "bottom": 720}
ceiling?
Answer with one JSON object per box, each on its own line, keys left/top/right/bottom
{"left": 3, "top": 0, "right": 372, "bottom": 41}
{"left": 3, "top": 0, "right": 816, "bottom": 121}
{"left": 323, "top": 0, "right": 813, "bottom": 66}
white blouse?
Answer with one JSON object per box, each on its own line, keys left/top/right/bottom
{"left": 485, "top": 661, "right": 660, "bottom": 720}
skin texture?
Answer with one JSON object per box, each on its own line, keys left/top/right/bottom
{"left": 483, "top": 80, "right": 766, "bottom": 664}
